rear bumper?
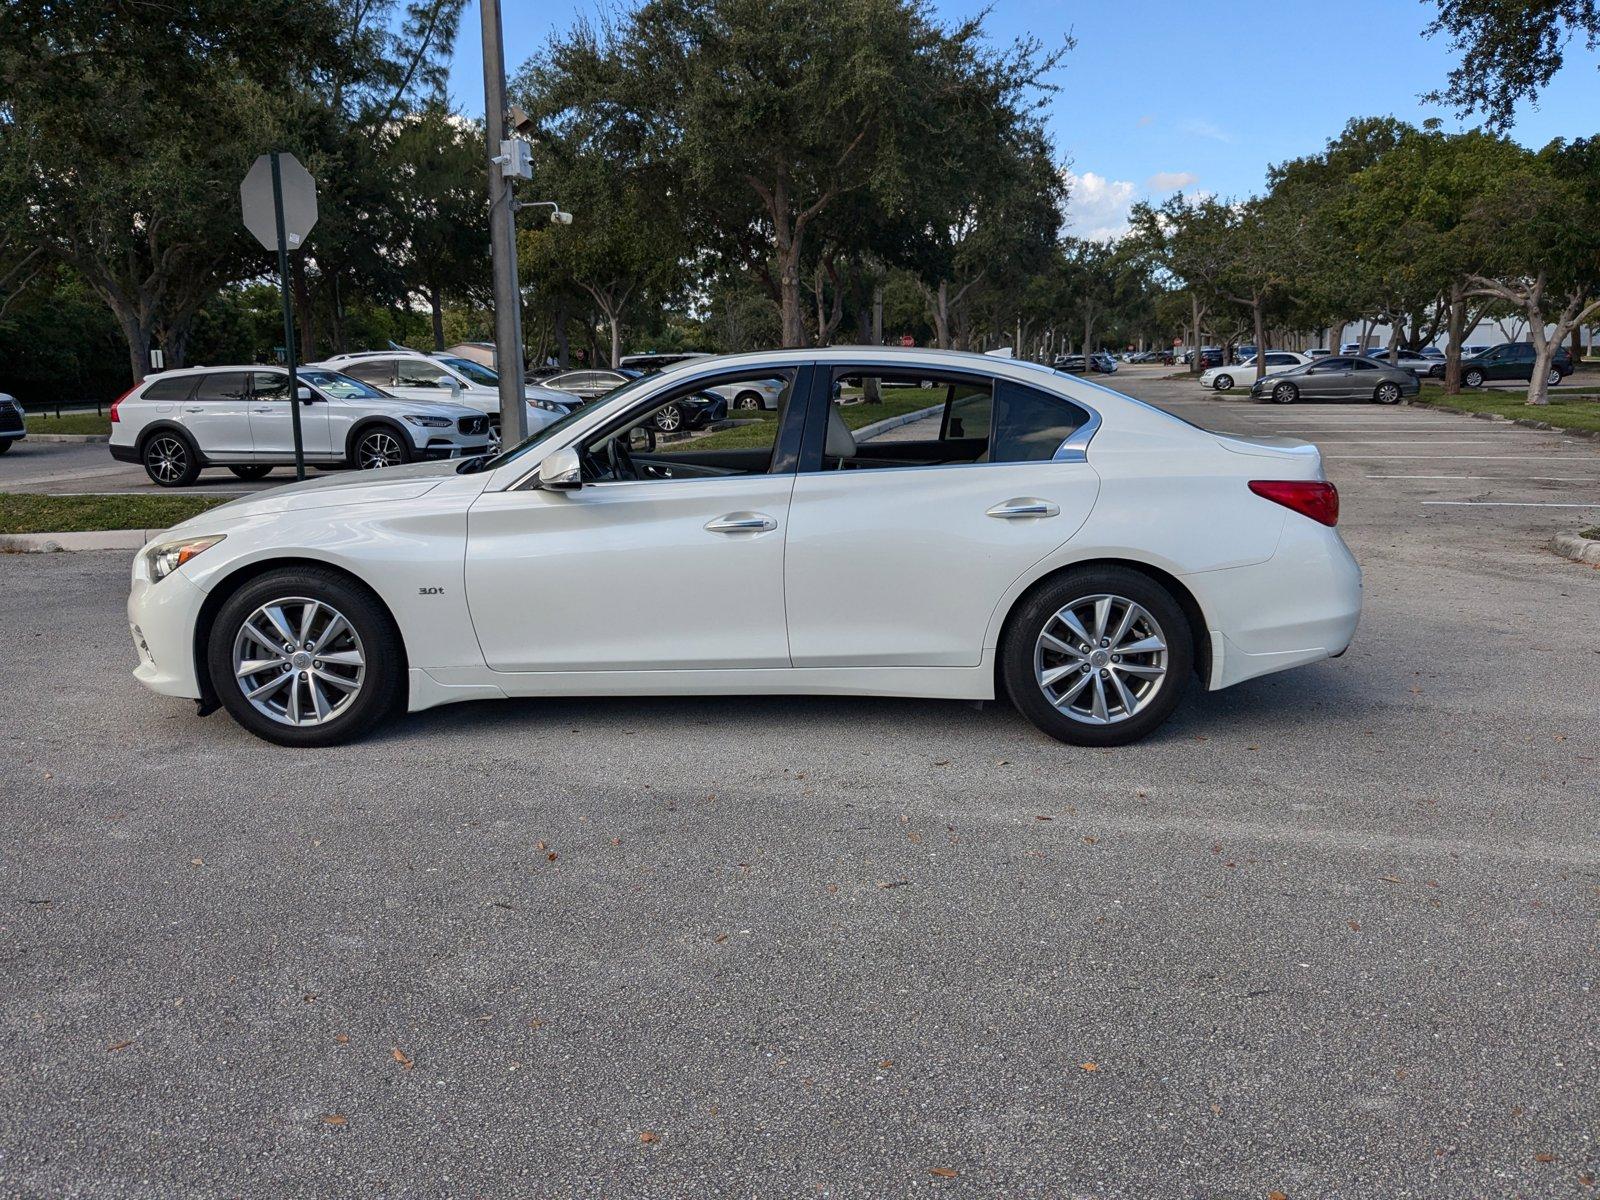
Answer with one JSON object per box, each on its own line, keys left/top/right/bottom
{"left": 110, "top": 442, "right": 139, "bottom": 463}
{"left": 1187, "top": 518, "right": 1362, "bottom": 690}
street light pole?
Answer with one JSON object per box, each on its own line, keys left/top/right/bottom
{"left": 480, "top": 0, "right": 527, "bottom": 444}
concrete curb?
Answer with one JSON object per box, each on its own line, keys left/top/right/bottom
{"left": 1549, "top": 529, "right": 1600, "bottom": 566}
{"left": 852, "top": 404, "right": 943, "bottom": 442}
{"left": 25, "top": 433, "right": 110, "bottom": 443}
{"left": 1401, "top": 398, "right": 1600, "bottom": 440}
{"left": 0, "top": 528, "right": 159, "bottom": 554}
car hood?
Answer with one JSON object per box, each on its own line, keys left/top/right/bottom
{"left": 359, "top": 395, "right": 484, "bottom": 419}
{"left": 180, "top": 459, "right": 462, "bottom": 525}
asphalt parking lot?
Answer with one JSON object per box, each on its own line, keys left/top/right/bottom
{"left": 3, "top": 369, "right": 1597, "bottom": 1197}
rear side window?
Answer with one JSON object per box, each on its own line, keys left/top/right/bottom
{"left": 194, "top": 373, "right": 249, "bottom": 401}
{"left": 140, "top": 375, "right": 197, "bottom": 401}
{"left": 990, "top": 381, "right": 1091, "bottom": 463}
{"left": 343, "top": 359, "right": 394, "bottom": 386}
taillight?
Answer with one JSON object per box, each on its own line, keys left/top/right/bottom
{"left": 1249, "top": 479, "right": 1339, "bottom": 526}
{"left": 109, "top": 385, "right": 136, "bottom": 423}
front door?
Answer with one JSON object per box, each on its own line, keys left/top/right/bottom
{"left": 465, "top": 367, "right": 807, "bottom": 673}
{"left": 783, "top": 367, "right": 1101, "bottom": 667}
{"left": 248, "top": 371, "right": 332, "bottom": 459}
{"left": 1300, "top": 357, "right": 1355, "bottom": 399}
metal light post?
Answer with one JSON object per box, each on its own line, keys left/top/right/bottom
{"left": 480, "top": 0, "right": 528, "bottom": 444}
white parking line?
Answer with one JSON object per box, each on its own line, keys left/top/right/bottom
{"left": 1308, "top": 439, "right": 1520, "bottom": 445}
{"left": 1420, "top": 501, "right": 1600, "bottom": 508}
{"left": 1328, "top": 455, "right": 1591, "bottom": 460}
{"left": 1367, "top": 474, "right": 1600, "bottom": 481}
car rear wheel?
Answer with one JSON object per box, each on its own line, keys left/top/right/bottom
{"left": 1001, "top": 567, "right": 1192, "bottom": 747}
{"left": 229, "top": 465, "right": 273, "bottom": 480}
{"left": 1270, "top": 381, "right": 1299, "bottom": 405}
{"left": 142, "top": 432, "right": 201, "bottom": 487}
{"left": 1373, "top": 381, "right": 1402, "bottom": 404}
{"left": 207, "top": 567, "right": 404, "bottom": 747}
{"left": 1213, "top": 374, "right": 1233, "bottom": 391}
{"left": 1464, "top": 368, "right": 1485, "bottom": 388}
{"left": 354, "top": 426, "right": 411, "bottom": 470}
{"left": 734, "top": 391, "right": 764, "bottom": 411}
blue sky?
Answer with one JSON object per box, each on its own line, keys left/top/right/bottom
{"left": 448, "top": 0, "right": 1600, "bottom": 240}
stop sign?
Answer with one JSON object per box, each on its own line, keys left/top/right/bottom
{"left": 240, "top": 153, "right": 318, "bottom": 252}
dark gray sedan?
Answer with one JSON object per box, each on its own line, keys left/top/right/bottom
{"left": 1250, "top": 355, "right": 1419, "bottom": 405}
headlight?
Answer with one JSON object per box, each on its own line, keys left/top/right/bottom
{"left": 403, "top": 414, "right": 452, "bottom": 428}
{"left": 145, "top": 534, "right": 225, "bottom": 582}
{"left": 531, "top": 398, "right": 570, "bottom": 413}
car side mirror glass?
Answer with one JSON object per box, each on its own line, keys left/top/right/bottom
{"left": 296, "top": 386, "right": 312, "bottom": 402}
{"left": 538, "top": 446, "right": 582, "bottom": 491}
{"left": 448, "top": 378, "right": 463, "bottom": 397}
{"left": 627, "top": 426, "right": 656, "bottom": 453}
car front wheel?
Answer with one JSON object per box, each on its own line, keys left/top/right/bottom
{"left": 1001, "top": 566, "right": 1192, "bottom": 747}
{"left": 1213, "top": 374, "right": 1233, "bottom": 391}
{"left": 1270, "top": 382, "right": 1299, "bottom": 404}
{"left": 1547, "top": 368, "right": 1562, "bottom": 386}
{"left": 1464, "top": 368, "right": 1485, "bottom": 388}
{"left": 653, "top": 404, "right": 683, "bottom": 433}
{"left": 355, "top": 426, "right": 412, "bottom": 470}
{"left": 207, "top": 566, "right": 404, "bottom": 746}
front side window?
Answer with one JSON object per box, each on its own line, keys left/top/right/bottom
{"left": 438, "top": 357, "right": 498, "bottom": 386}
{"left": 251, "top": 371, "right": 289, "bottom": 400}
{"left": 577, "top": 370, "right": 797, "bottom": 484}
{"left": 302, "top": 370, "right": 388, "bottom": 400}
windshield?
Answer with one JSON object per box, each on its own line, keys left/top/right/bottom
{"left": 463, "top": 372, "right": 660, "bottom": 473}
{"left": 438, "top": 357, "right": 499, "bottom": 387}
{"left": 301, "top": 369, "right": 389, "bottom": 400}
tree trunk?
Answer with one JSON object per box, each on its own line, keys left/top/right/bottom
{"left": 291, "top": 256, "right": 316, "bottom": 362}
{"left": 429, "top": 285, "right": 446, "bottom": 351}
{"left": 1189, "top": 294, "right": 1204, "bottom": 375}
{"left": 1252, "top": 300, "right": 1267, "bottom": 382}
{"left": 871, "top": 284, "right": 884, "bottom": 345}
{"left": 1444, "top": 280, "right": 1465, "bottom": 396}
{"left": 1527, "top": 332, "right": 1555, "bottom": 406}
{"left": 923, "top": 280, "right": 951, "bottom": 350}
{"left": 607, "top": 311, "right": 622, "bottom": 370}
{"left": 113, "top": 306, "right": 154, "bottom": 386}
{"left": 1082, "top": 311, "right": 1093, "bottom": 359}
{"left": 554, "top": 295, "right": 570, "bottom": 367}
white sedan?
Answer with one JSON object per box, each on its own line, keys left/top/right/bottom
{"left": 1200, "top": 351, "right": 1311, "bottom": 391}
{"left": 126, "top": 349, "right": 1361, "bottom": 748}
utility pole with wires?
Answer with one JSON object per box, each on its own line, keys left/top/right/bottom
{"left": 480, "top": 0, "right": 528, "bottom": 444}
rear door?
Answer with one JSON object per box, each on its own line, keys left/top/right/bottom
{"left": 248, "top": 371, "right": 332, "bottom": 459}
{"left": 181, "top": 372, "right": 254, "bottom": 459}
{"left": 782, "top": 366, "right": 1100, "bottom": 668}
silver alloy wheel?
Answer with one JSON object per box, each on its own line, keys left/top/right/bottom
{"left": 655, "top": 404, "right": 682, "bottom": 432}
{"left": 1547, "top": 368, "right": 1561, "bottom": 386}
{"left": 1214, "top": 375, "right": 1232, "bottom": 390}
{"left": 232, "top": 596, "right": 366, "bottom": 727}
{"left": 1465, "top": 369, "right": 1484, "bottom": 387}
{"left": 146, "top": 436, "right": 189, "bottom": 483}
{"left": 1272, "top": 382, "right": 1296, "bottom": 404}
{"left": 735, "top": 393, "right": 762, "bottom": 410}
{"left": 1033, "top": 594, "right": 1169, "bottom": 726}
{"left": 358, "top": 430, "right": 403, "bottom": 469}
{"left": 1376, "top": 382, "right": 1400, "bottom": 403}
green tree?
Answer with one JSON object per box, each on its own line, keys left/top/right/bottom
{"left": 1424, "top": 0, "right": 1600, "bottom": 129}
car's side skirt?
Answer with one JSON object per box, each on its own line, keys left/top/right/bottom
{"left": 406, "top": 658, "right": 998, "bottom": 714}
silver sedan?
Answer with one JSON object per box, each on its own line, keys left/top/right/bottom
{"left": 1250, "top": 355, "right": 1420, "bottom": 405}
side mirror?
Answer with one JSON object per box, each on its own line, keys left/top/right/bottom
{"left": 296, "top": 386, "right": 313, "bottom": 402}
{"left": 627, "top": 425, "right": 656, "bottom": 452}
{"left": 537, "top": 446, "right": 582, "bottom": 491}
{"left": 448, "top": 377, "right": 463, "bottom": 397}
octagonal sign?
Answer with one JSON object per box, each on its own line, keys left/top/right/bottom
{"left": 240, "top": 153, "right": 318, "bottom": 252}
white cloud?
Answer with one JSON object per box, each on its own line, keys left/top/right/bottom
{"left": 1145, "top": 171, "right": 1198, "bottom": 192}
{"left": 1176, "top": 117, "right": 1234, "bottom": 143}
{"left": 1063, "top": 171, "right": 1140, "bottom": 242}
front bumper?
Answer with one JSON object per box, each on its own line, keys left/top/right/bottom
{"left": 128, "top": 556, "right": 209, "bottom": 700}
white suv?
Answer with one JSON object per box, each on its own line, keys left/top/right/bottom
{"left": 314, "top": 351, "right": 576, "bottom": 433}
{"left": 108, "top": 366, "right": 495, "bottom": 487}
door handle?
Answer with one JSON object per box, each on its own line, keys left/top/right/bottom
{"left": 252, "top": 407, "right": 273, "bottom": 413}
{"left": 183, "top": 406, "right": 204, "bottom": 413}
{"left": 705, "top": 512, "right": 778, "bottom": 535}
{"left": 986, "top": 498, "right": 1060, "bottom": 519}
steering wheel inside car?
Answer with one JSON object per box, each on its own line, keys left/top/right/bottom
{"left": 606, "top": 434, "right": 638, "bottom": 482}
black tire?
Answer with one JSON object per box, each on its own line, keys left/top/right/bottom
{"left": 0, "top": 438, "right": 12, "bottom": 454}
{"left": 733, "top": 391, "right": 764, "bottom": 411}
{"left": 1001, "top": 566, "right": 1192, "bottom": 747}
{"left": 1270, "top": 381, "right": 1299, "bottom": 405}
{"left": 1373, "top": 381, "right": 1402, "bottom": 405}
{"left": 352, "top": 424, "right": 413, "bottom": 470}
{"left": 1428, "top": 364, "right": 1445, "bottom": 379}
{"left": 229, "top": 465, "right": 273, "bottom": 480}
{"left": 142, "top": 430, "right": 201, "bottom": 487}
{"left": 653, "top": 403, "right": 683, "bottom": 433}
{"left": 1464, "top": 368, "right": 1485, "bottom": 388}
{"left": 1213, "top": 374, "right": 1233, "bottom": 391}
{"left": 206, "top": 566, "right": 405, "bottom": 747}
